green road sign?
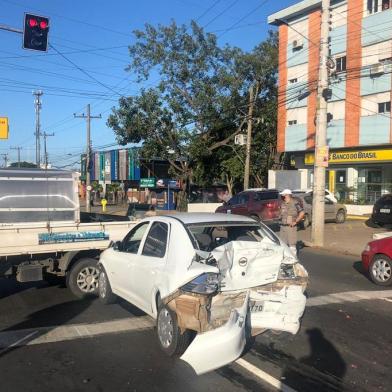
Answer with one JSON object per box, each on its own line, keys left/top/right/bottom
{"left": 140, "top": 178, "right": 156, "bottom": 188}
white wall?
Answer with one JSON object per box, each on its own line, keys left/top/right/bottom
{"left": 328, "top": 100, "right": 346, "bottom": 120}
{"left": 187, "top": 203, "right": 222, "bottom": 213}
{"left": 331, "top": 3, "right": 348, "bottom": 29}
{"left": 286, "top": 107, "right": 308, "bottom": 124}
{"left": 362, "top": 40, "right": 392, "bottom": 66}
{"left": 361, "top": 92, "right": 391, "bottom": 116}
{"left": 287, "top": 63, "right": 308, "bottom": 83}
{"left": 287, "top": 18, "right": 308, "bottom": 44}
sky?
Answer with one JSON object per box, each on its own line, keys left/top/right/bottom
{"left": 0, "top": 0, "right": 298, "bottom": 169}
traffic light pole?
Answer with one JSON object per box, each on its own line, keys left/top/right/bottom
{"left": 74, "top": 104, "right": 101, "bottom": 213}
{"left": 0, "top": 24, "right": 22, "bottom": 34}
{"left": 311, "top": 0, "right": 331, "bottom": 247}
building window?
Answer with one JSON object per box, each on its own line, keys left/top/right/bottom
{"left": 367, "top": 0, "right": 378, "bottom": 14}
{"left": 289, "top": 78, "right": 298, "bottom": 84}
{"left": 378, "top": 101, "right": 391, "bottom": 113}
{"left": 382, "top": 0, "right": 390, "bottom": 10}
{"left": 288, "top": 120, "right": 297, "bottom": 125}
{"left": 336, "top": 56, "right": 346, "bottom": 72}
{"left": 367, "top": 0, "right": 391, "bottom": 14}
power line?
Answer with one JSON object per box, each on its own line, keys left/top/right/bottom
{"left": 217, "top": 0, "right": 270, "bottom": 38}
{"left": 195, "top": 0, "right": 222, "bottom": 22}
{"left": 203, "top": 0, "right": 240, "bottom": 29}
{"left": 48, "top": 44, "right": 123, "bottom": 97}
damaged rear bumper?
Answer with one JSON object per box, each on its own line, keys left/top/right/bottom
{"left": 180, "top": 292, "right": 249, "bottom": 375}
{"left": 249, "top": 284, "right": 306, "bottom": 334}
{"left": 165, "top": 263, "right": 308, "bottom": 374}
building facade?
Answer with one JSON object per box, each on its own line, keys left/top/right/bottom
{"left": 269, "top": 0, "right": 392, "bottom": 203}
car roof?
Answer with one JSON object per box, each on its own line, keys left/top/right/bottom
{"left": 156, "top": 212, "right": 257, "bottom": 225}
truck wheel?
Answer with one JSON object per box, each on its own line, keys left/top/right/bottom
{"left": 67, "top": 258, "right": 99, "bottom": 298}
{"left": 156, "top": 304, "right": 191, "bottom": 357}
{"left": 98, "top": 268, "right": 117, "bottom": 304}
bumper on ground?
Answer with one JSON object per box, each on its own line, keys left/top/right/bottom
{"left": 180, "top": 292, "right": 249, "bottom": 375}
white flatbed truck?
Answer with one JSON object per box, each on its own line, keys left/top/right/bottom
{"left": 0, "top": 168, "right": 136, "bottom": 297}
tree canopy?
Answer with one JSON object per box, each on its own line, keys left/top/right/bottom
{"left": 107, "top": 21, "right": 278, "bottom": 191}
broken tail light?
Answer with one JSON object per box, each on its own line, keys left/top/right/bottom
{"left": 181, "top": 273, "right": 220, "bottom": 295}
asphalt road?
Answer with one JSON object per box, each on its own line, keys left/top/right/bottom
{"left": 0, "top": 248, "right": 391, "bottom": 392}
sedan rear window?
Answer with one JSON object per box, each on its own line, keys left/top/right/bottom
{"left": 186, "top": 223, "right": 280, "bottom": 252}
{"left": 255, "top": 191, "right": 279, "bottom": 201}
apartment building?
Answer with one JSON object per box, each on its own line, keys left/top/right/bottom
{"left": 268, "top": 0, "right": 392, "bottom": 203}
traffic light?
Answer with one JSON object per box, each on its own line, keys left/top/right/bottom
{"left": 23, "top": 13, "right": 49, "bottom": 52}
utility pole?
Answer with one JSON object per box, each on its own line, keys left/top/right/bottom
{"left": 243, "top": 83, "right": 257, "bottom": 190}
{"left": 33, "top": 90, "right": 43, "bottom": 168}
{"left": 311, "top": 0, "right": 331, "bottom": 247}
{"left": 10, "top": 146, "right": 22, "bottom": 167}
{"left": 1, "top": 153, "right": 8, "bottom": 167}
{"left": 74, "top": 104, "right": 101, "bottom": 213}
{"left": 42, "top": 132, "right": 54, "bottom": 169}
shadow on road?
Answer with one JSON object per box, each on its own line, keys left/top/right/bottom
{"left": 0, "top": 299, "right": 94, "bottom": 358}
{"left": 243, "top": 329, "right": 348, "bottom": 392}
{"left": 282, "top": 328, "right": 347, "bottom": 392}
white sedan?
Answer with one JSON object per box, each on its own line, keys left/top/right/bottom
{"left": 98, "top": 213, "right": 308, "bottom": 374}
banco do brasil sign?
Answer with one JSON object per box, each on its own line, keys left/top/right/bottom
{"left": 305, "top": 148, "right": 392, "bottom": 165}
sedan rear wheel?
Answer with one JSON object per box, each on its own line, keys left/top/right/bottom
{"left": 335, "top": 209, "right": 346, "bottom": 224}
{"left": 370, "top": 255, "right": 392, "bottom": 286}
{"left": 156, "top": 304, "right": 192, "bottom": 357}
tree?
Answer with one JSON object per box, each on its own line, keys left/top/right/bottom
{"left": 9, "top": 161, "right": 37, "bottom": 168}
{"left": 107, "top": 21, "right": 278, "bottom": 189}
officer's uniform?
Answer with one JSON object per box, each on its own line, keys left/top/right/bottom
{"left": 280, "top": 198, "right": 304, "bottom": 254}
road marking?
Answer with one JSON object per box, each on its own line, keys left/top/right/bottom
{"left": 1, "top": 290, "right": 391, "bottom": 391}
{"left": 0, "top": 316, "right": 155, "bottom": 349}
{"left": 307, "top": 290, "right": 392, "bottom": 307}
{"left": 235, "top": 358, "right": 297, "bottom": 392}
{"left": 0, "top": 330, "right": 39, "bottom": 355}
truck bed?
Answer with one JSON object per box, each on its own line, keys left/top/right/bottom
{"left": 0, "top": 220, "right": 137, "bottom": 257}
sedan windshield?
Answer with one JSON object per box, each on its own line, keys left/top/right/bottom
{"left": 186, "top": 222, "right": 280, "bottom": 252}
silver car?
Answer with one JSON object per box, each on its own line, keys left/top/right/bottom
{"left": 293, "top": 192, "right": 347, "bottom": 227}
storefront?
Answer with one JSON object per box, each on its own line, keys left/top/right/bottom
{"left": 291, "top": 147, "right": 392, "bottom": 203}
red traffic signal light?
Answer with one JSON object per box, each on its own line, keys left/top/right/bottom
{"left": 39, "top": 20, "right": 48, "bottom": 29}
{"left": 23, "top": 13, "right": 50, "bottom": 52}
{"left": 28, "top": 18, "right": 38, "bottom": 27}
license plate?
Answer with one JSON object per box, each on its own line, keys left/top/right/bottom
{"left": 380, "top": 209, "right": 390, "bottom": 213}
{"left": 250, "top": 301, "right": 263, "bottom": 313}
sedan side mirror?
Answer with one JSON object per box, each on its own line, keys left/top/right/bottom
{"left": 113, "top": 241, "right": 123, "bottom": 251}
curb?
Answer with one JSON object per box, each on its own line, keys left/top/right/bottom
{"left": 347, "top": 215, "right": 369, "bottom": 221}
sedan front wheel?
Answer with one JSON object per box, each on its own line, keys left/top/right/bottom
{"left": 370, "top": 255, "right": 392, "bottom": 286}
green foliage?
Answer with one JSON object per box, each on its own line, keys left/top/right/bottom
{"left": 107, "top": 21, "right": 278, "bottom": 189}
{"left": 9, "top": 161, "right": 37, "bottom": 168}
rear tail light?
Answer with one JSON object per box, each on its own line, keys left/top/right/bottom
{"left": 265, "top": 201, "right": 278, "bottom": 208}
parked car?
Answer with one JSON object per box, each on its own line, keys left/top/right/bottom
{"left": 294, "top": 192, "right": 347, "bottom": 227}
{"left": 215, "top": 189, "right": 281, "bottom": 224}
{"left": 362, "top": 236, "right": 392, "bottom": 286}
{"left": 98, "top": 213, "right": 308, "bottom": 374}
{"left": 371, "top": 194, "right": 392, "bottom": 226}
{"left": 292, "top": 189, "right": 338, "bottom": 203}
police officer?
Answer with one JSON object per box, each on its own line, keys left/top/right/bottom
{"left": 279, "top": 189, "right": 304, "bottom": 256}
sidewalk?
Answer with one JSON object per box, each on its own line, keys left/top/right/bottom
{"left": 297, "top": 219, "right": 388, "bottom": 257}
